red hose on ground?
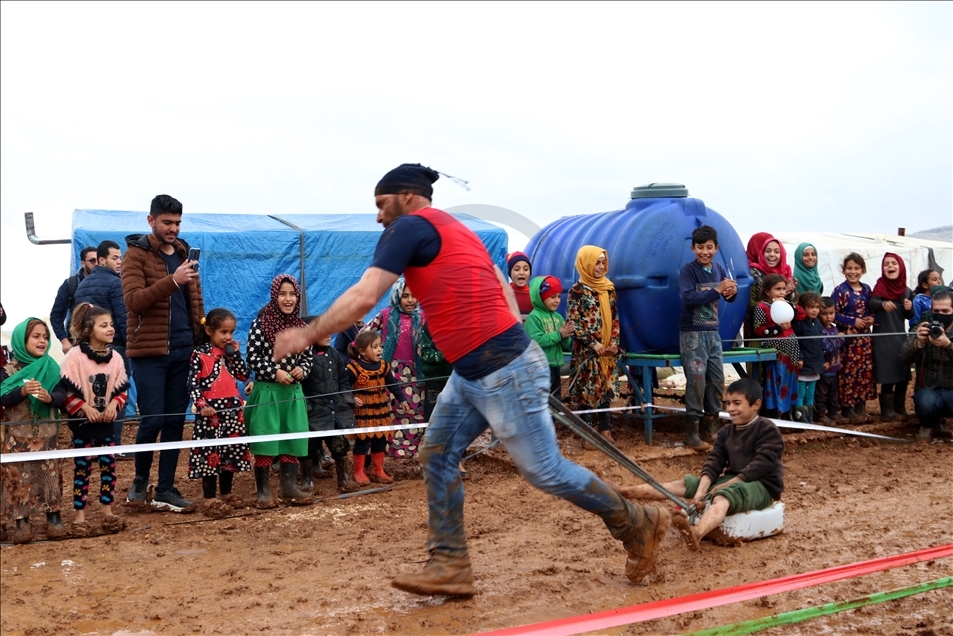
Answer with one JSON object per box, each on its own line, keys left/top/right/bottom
{"left": 477, "top": 543, "right": 953, "bottom": 636}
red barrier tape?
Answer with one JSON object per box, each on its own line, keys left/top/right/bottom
{"left": 478, "top": 543, "right": 953, "bottom": 636}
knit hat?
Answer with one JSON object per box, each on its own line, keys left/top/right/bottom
{"left": 538, "top": 275, "right": 562, "bottom": 301}
{"left": 375, "top": 163, "right": 440, "bottom": 198}
{"left": 507, "top": 251, "right": 532, "bottom": 277}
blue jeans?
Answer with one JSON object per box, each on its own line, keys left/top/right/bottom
{"left": 680, "top": 331, "right": 725, "bottom": 419}
{"left": 421, "top": 341, "right": 640, "bottom": 557}
{"left": 132, "top": 347, "right": 192, "bottom": 493}
{"left": 913, "top": 388, "right": 953, "bottom": 428}
{"left": 796, "top": 380, "right": 817, "bottom": 407}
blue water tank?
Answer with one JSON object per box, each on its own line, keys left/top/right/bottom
{"left": 525, "top": 183, "right": 751, "bottom": 354}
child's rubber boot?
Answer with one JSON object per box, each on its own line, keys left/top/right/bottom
{"left": 805, "top": 405, "right": 815, "bottom": 423}
{"left": 850, "top": 402, "right": 869, "bottom": 424}
{"left": 254, "top": 466, "right": 277, "bottom": 509}
{"left": 319, "top": 448, "right": 334, "bottom": 471}
{"left": 833, "top": 409, "right": 851, "bottom": 425}
{"left": 278, "top": 463, "right": 313, "bottom": 505}
{"left": 392, "top": 551, "right": 475, "bottom": 597}
{"left": 298, "top": 458, "right": 315, "bottom": 492}
{"left": 353, "top": 454, "right": 370, "bottom": 485}
{"left": 335, "top": 456, "right": 359, "bottom": 493}
{"left": 12, "top": 518, "right": 33, "bottom": 544}
{"left": 878, "top": 391, "right": 898, "bottom": 421}
{"left": 45, "top": 511, "right": 67, "bottom": 540}
{"left": 683, "top": 417, "right": 711, "bottom": 452}
{"left": 369, "top": 452, "right": 394, "bottom": 484}
{"left": 791, "top": 407, "right": 808, "bottom": 423}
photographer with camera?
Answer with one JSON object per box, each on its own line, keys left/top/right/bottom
{"left": 900, "top": 288, "right": 953, "bottom": 442}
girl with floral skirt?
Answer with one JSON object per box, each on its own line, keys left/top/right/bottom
{"left": 188, "top": 308, "right": 251, "bottom": 517}
{"left": 365, "top": 278, "right": 424, "bottom": 458}
{"left": 567, "top": 245, "right": 621, "bottom": 443}
{"left": 245, "top": 275, "right": 313, "bottom": 507}
{"left": 1, "top": 317, "right": 64, "bottom": 543}
{"left": 832, "top": 253, "right": 876, "bottom": 423}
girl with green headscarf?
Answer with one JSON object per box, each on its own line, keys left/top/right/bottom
{"left": 1, "top": 317, "right": 66, "bottom": 543}
{"left": 794, "top": 243, "right": 823, "bottom": 295}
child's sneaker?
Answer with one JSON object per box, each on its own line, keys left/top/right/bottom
{"left": 126, "top": 476, "right": 148, "bottom": 506}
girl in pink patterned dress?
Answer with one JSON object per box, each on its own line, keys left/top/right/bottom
{"left": 364, "top": 278, "right": 424, "bottom": 458}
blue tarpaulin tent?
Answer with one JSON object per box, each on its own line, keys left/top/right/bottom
{"left": 71, "top": 210, "right": 508, "bottom": 343}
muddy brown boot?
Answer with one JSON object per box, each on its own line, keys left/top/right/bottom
{"left": 298, "top": 458, "right": 315, "bottom": 492}
{"left": 878, "top": 391, "right": 898, "bottom": 421}
{"left": 392, "top": 552, "right": 475, "bottom": 597}
{"left": 12, "top": 518, "right": 33, "bottom": 544}
{"left": 684, "top": 417, "right": 711, "bottom": 452}
{"left": 45, "top": 511, "right": 67, "bottom": 540}
{"left": 335, "top": 456, "right": 358, "bottom": 493}
{"left": 319, "top": 449, "right": 333, "bottom": 471}
{"left": 312, "top": 458, "right": 332, "bottom": 480}
{"left": 254, "top": 466, "right": 277, "bottom": 509}
{"left": 278, "top": 463, "right": 313, "bottom": 505}
{"left": 621, "top": 505, "right": 671, "bottom": 583}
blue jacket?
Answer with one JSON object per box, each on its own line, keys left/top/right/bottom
{"left": 49, "top": 269, "right": 87, "bottom": 342}
{"left": 74, "top": 266, "right": 128, "bottom": 345}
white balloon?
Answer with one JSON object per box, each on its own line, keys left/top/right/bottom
{"left": 770, "top": 301, "right": 794, "bottom": 325}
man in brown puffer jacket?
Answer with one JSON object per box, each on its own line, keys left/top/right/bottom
{"left": 121, "top": 194, "right": 205, "bottom": 513}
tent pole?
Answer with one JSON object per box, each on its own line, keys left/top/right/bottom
{"left": 268, "top": 215, "right": 309, "bottom": 316}
{"left": 24, "top": 212, "right": 72, "bottom": 245}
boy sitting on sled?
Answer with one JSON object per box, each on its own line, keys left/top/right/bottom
{"left": 618, "top": 378, "right": 784, "bottom": 549}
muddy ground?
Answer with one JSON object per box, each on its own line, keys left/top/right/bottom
{"left": 1, "top": 400, "right": 951, "bottom": 636}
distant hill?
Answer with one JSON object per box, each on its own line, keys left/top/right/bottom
{"left": 909, "top": 225, "right": 952, "bottom": 243}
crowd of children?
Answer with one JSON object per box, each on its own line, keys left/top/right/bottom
{"left": 1, "top": 234, "right": 949, "bottom": 541}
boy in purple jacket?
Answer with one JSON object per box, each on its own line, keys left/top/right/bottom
{"left": 618, "top": 378, "right": 784, "bottom": 549}
{"left": 815, "top": 297, "right": 848, "bottom": 424}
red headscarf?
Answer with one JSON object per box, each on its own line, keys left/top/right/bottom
{"left": 260, "top": 274, "right": 307, "bottom": 344}
{"left": 871, "top": 253, "right": 908, "bottom": 300}
{"left": 748, "top": 233, "right": 792, "bottom": 279}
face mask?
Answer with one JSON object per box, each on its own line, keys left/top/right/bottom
{"left": 934, "top": 313, "right": 953, "bottom": 328}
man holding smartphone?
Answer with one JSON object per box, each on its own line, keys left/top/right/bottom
{"left": 121, "top": 194, "right": 205, "bottom": 512}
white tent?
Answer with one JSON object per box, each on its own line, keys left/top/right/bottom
{"left": 742, "top": 232, "right": 953, "bottom": 295}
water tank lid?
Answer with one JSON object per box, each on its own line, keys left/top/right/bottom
{"left": 630, "top": 182, "right": 689, "bottom": 199}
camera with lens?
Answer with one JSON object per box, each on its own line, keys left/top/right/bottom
{"left": 929, "top": 321, "right": 946, "bottom": 340}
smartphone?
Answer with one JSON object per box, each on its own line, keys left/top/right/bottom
{"left": 188, "top": 248, "right": 201, "bottom": 272}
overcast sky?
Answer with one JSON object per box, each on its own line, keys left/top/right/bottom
{"left": 2, "top": 1, "right": 950, "bottom": 326}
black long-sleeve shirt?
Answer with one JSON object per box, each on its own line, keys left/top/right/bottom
{"left": 702, "top": 416, "right": 785, "bottom": 499}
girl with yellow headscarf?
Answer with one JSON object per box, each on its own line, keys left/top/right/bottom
{"left": 567, "top": 246, "right": 621, "bottom": 443}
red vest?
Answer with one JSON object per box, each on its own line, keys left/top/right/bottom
{"left": 403, "top": 208, "right": 517, "bottom": 363}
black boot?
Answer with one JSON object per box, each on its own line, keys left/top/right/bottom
{"left": 791, "top": 407, "right": 808, "bottom": 423}
{"left": 893, "top": 383, "right": 909, "bottom": 418}
{"left": 311, "top": 456, "right": 332, "bottom": 480}
{"left": 45, "top": 511, "right": 67, "bottom": 540}
{"left": 700, "top": 415, "right": 718, "bottom": 443}
{"left": 805, "top": 405, "right": 815, "bottom": 423}
{"left": 684, "top": 416, "right": 711, "bottom": 451}
{"left": 319, "top": 448, "right": 333, "bottom": 471}
{"left": 254, "top": 467, "right": 276, "bottom": 509}
{"left": 879, "top": 391, "right": 898, "bottom": 421}
{"left": 278, "top": 463, "right": 312, "bottom": 505}
{"left": 299, "top": 458, "right": 315, "bottom": 492}
{"left": 335, "top": 456, "right": 358, "bottom": 493}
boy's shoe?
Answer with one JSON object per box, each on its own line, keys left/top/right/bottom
{"left": 392, "top": 552, "right": 475, "bottom": 597}
{"left": 126, "top": 476, "right": 148, "bottom": 505}
{"left": 832, "top": 411, "right": 850, "bottom": 425}
{"left": 916, "top": 427, "right": 934, "bottom": 443}
{"left": 151, "top": 488, "right": 197, "bottom": 513}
